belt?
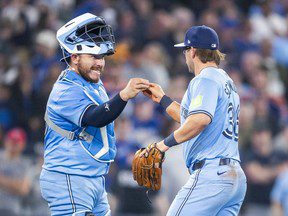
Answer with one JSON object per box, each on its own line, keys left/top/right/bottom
{"left": 190, "top": 158, "right": 237, "bottom": 173}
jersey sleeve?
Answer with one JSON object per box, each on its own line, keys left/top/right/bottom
{"left": 188, "top": 78, "right": 219, "bottom": 121}
{"left": 50, "top": 85, "right": 94, "bottom": 126}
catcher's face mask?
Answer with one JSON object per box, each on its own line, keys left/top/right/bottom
{"left": 57, "top": 13, "right": 115, "bottom": 62}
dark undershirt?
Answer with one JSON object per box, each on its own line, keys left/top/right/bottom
{"left": 81, "top": 93, "right": 127, "bottom": 127}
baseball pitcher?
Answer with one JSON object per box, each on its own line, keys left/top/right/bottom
{"left": 133, "top": 25, "right": 247, "bottom": 216}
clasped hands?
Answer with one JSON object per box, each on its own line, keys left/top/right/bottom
{"left": 119, "top": 78, "right": 165, "bottom": 103}
{"left": 119, "top": 78, "right": 169, "bottom": 154}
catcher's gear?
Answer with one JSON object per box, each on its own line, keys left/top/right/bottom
{"left": 132, "top": 143, "right": 165, "bottom": 191}
{"left": 57, "top": 13, "right": 115, "bottom": 62}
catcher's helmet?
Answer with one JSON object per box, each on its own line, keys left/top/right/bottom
{"left": 56, "top": 13, "right": 115, "bottom": 61}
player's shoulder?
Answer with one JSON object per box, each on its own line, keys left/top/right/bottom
{"left": 200, "top": 67, "right": 225, "bottom": 79}
{"left": 57, "top": 70, "right": 87, "bottom": 88}
{"left": 55, "top": 70, "right": 88, "bottom": 91}
{"left": 49, "top": 70, "right": 86, "bottom": 102}
{"left": 192, "top": 67, "right": 222, "bottom": 85}
{"left": 197, "top": 67, "right": 233, "bottom": 86}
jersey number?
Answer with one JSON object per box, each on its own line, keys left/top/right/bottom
{"left": 222, "top": 103, "right": 239, "bottom": 141}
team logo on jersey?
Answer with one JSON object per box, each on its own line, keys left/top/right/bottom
{"left": 104, "top": 103, "right": 110, "bottom": 111}
{"left": 191, "top": 95, "right": 203, "bottom": 109}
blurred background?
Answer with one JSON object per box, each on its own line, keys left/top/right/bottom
{"left": 0, "top": 0, "right": 288, "bottom": 215}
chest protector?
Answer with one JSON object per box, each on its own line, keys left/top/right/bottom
{"left": 45, "top": 71, "right": 116, "bottom": 162}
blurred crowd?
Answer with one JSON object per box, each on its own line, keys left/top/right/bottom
{"left": 0, "top": 0, "right": 288, "bottom": 215}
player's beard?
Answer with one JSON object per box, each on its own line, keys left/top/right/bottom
{"left": 78, "top": 62, "right": 104, "bottom": 83}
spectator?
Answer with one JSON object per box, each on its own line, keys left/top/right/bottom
{"left": 0, "top": 128, "right": 31, "bottom": 216}
{"left": 249, "top": 0, "right": 287, "bottom": 43}
{"left": 243, "top": 125, "right": 287, "bottom": 216}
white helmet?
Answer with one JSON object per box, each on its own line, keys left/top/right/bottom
{"left": 56, "top": 13, "right": 115, "bottom": 61}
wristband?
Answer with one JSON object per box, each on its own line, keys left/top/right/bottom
{"left": 164, "top": 132, "right": 179, "bottom": 147}
{"left": 160, "top": 95, "right": 173, "bottom": 109}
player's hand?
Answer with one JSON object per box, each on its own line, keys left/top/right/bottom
{"left": 120, "top": 78, "right": 150, "bottom": 101}
{"left": 143, "top": 83, "right": 165, "bottom": 103}
{"left": 139, "top": 141, "right": 169, "bottom": 158}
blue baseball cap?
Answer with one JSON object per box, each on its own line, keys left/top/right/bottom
{"left": 174, "top": 25, "right": 219, "bottom": 50}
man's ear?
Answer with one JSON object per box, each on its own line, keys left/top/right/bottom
{"left": 191, "top": 48, "right": 196, "bottom": 59}
{"left": 71, "top": 54, "right": 79, "bottom": 65}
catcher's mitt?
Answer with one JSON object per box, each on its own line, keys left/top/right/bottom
{"left": 132, "top": 143, "right": 165, "bottom": 191}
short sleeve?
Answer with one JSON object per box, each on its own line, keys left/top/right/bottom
{"left": 188, "top": 78, "right": 219, "bottom": 120}
{"left": 49, "top": 86, "right": 94, "bottom": 126}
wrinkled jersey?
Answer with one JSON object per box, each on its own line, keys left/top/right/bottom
{"left": 181, "top": 67, "right": 240, "bottom": 168}
{"left": 44, "top": 70, "right": 116, "bottom": 176}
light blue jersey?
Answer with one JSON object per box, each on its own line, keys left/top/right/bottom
{"left": 271, "top": 170, "right": 288, "bottom": 216}
{"left": 168, "top": 26, "right": 246, "bottom": 216}
{"left": 180, "top": 67, "right": 240, "bottom": 168}
{"left": 167, "top": 67, "right": 246, "bottom": 216}
{"left": 43, "top": 69, "right": 116, "bottom": 177}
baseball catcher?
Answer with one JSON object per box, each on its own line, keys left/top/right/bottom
{"left": 132, "top": 143, "right": 165, "bottom": 191}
